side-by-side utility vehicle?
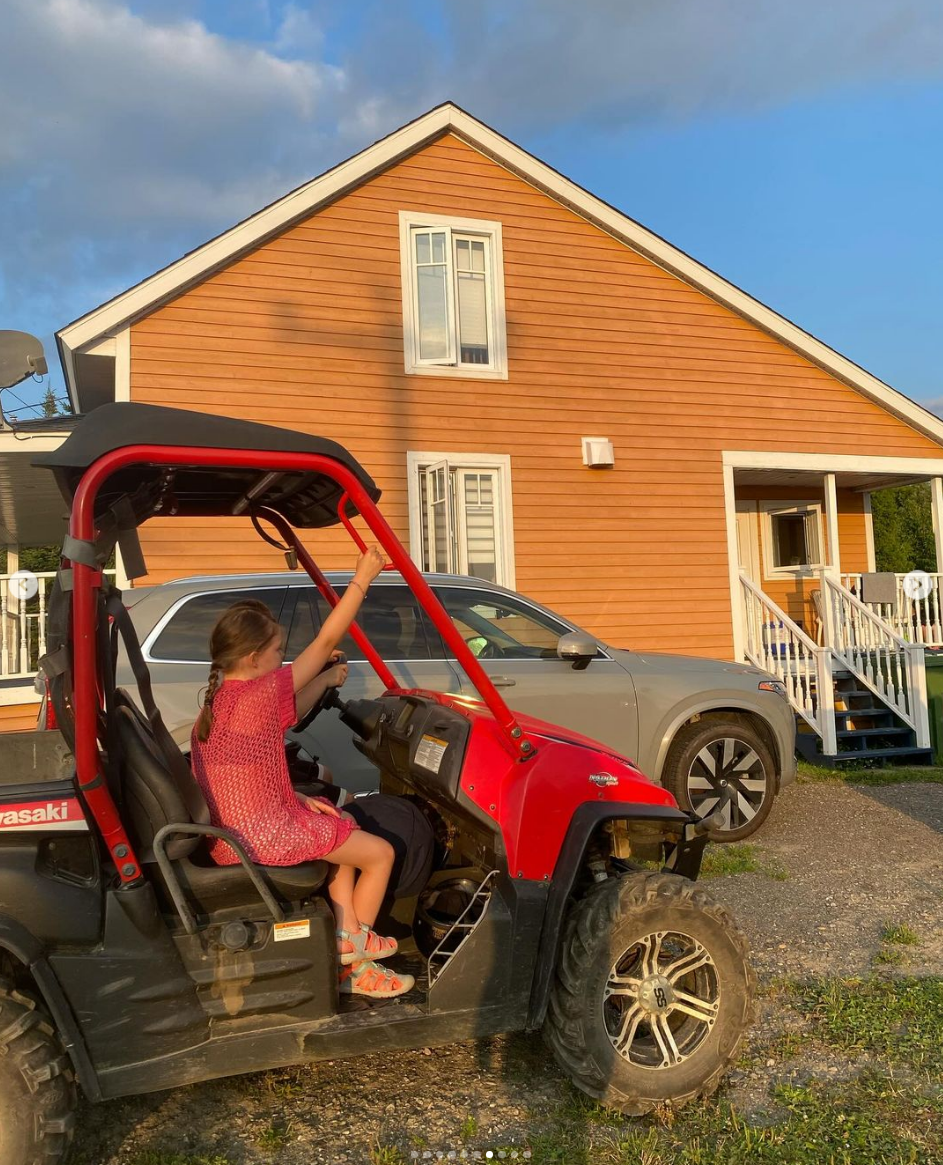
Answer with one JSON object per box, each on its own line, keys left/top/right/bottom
{"left": 0, "top": 404, "right": 754, "bottom": 1164}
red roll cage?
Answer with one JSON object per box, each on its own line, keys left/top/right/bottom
{"left": 67, "top": 444, "right": 535, "bottom": 888}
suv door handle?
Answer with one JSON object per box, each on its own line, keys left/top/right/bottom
{"left": 491, "top": 676, "right": 516, "bottom": 688}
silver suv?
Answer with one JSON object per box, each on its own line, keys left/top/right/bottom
{"left": 118, "top": 572, "right": 797, "bottom": 842}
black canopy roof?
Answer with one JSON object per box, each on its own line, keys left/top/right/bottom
{"left": 33, "top": 402, "right": 380, "bottom": 530}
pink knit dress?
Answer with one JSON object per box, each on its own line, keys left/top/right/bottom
{"left": 190, "top": 665, "right": 358, "bottom": 866}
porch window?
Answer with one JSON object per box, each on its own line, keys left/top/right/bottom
{"left": 762, "top": 502, "right": 824, "bottom": 576}
{"left": 406, "top": 452, "right": 514, "bottom": 587}
{"left": 399, "top": 212, "right": 507, "bottom": 378}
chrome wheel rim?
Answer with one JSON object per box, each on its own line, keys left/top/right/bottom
{"left": 603, "top": 930, "right": 719, "bottom": 1069}
{"left": 686, "top": 736, "right": 769, "bottom": 832}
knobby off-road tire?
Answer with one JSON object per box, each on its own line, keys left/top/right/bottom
{"left": 0, "top": 982, "right": 76, "bottom": 1165}
{"left": 544, "top": 872, "right": 755, "bottom": 1116}
{"left": 662, "top": 717, "right": 778, "bottom": 842}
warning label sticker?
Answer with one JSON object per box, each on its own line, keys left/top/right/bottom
{"left": 273, "top": 920, "right": 311, "bottom": 943}
{"left": 415, "top": 734, "right": 448, "bottom": 773}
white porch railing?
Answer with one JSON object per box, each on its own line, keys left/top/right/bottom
{"left": 842, "top": 572, "right": 943, "bottom": 647}
{"left": 823, "top": 573, "right": 930, "bottom": 748}
{"left": 740, "top": 573, "right": 837, "bottom": 754}
{"left": 0, "top": 570, "right": 117, "bottom": 679}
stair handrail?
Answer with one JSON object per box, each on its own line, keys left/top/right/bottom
{"left": 821, "top": 572, "right": 929, "bottom": 745}
{"left": 739, "top": 572, "right": 819, "bottom": 652}
{"left": 739, "top": 573, "right": 836, "bottom": 753}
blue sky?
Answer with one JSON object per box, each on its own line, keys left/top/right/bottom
{"left": 2, "top": 0, "right": 942, "bottom": 418}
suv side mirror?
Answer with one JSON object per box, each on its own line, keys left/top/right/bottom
{"left": 557, "top": 631, "right": 597, "bottom": 671}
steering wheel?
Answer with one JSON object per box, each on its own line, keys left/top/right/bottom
{"left": 472, "top": 638, "right": 504, "bottom": 660}
{"left": 292, "top": 655, "right": 346, "bottom": 733}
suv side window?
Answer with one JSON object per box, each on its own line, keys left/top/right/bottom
{"left": 313, "top": 585, "right": 435, "bottom": 661}
{"left": 284, "top": 589, "right": 318, "bottom": 661}
{"left": 435, "top": 587, "right": 569, "bottom": 659}
{"left": 148, "top": 587, "right": 288, "bottom": 663}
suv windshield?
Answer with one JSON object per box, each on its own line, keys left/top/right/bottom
{"left": 435, "top": 587, "right": 568, "bottom": 659}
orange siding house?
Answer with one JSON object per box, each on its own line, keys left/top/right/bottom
{"left": 42, "top": 104, "right": 943, "bottom": 758}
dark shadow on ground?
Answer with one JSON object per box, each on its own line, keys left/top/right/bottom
{"left": 851, "top": 780, "right": 943, "bottom": 833}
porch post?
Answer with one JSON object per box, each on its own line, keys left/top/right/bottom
{"left": 4, "top": 543, "right": 18, "bottom": 676}
{"left": 114, "top": 545, "right": 131, "bottom": 590}
{"left": 863, "top": 492, "right": 876, "bottom": 571}
{"left": 723, "top": 463, "right": 745, "bottom": 661}
{"left": 930, "top": 477, "right": 943, "bottom": 574}
{"left": 823, "top": 472, "right": 841, "bottom": 577}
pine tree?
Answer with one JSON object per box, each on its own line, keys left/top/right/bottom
{"left": 42, "top": 384, "right": 59, "bottom": 418}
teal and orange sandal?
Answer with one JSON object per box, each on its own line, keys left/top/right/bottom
{"left": 338, "top": 960, "right": 415, "bottom": 998}
{"left": 336, "top": 926, "right": 398, "bottom": 965}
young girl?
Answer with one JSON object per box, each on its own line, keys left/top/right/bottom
{"left": 190, "top": 549, "right": 414, "bottom": 999}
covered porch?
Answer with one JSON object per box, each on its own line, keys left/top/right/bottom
{"left": 0, "top": 420, "right": 100, "bottom": 728}
{"left": 724, "top": 451, "right": 943, "bottom": 764}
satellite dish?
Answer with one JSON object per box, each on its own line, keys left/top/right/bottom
{"left": 0, "top": 331, "right": 48, "bottom": 390}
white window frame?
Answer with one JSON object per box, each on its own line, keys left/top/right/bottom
{"left": 406, "top": 451, "right": 516, "bottom": 588}
{"left": 399, "top": 211, "right": 508, "bottom": 380}
{"left": 761, "top": 501, "right": 825, "bottom": 578}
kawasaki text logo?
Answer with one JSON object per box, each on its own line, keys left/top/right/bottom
{"left": 0, "top": 799, "right": 87, "bottom": 831}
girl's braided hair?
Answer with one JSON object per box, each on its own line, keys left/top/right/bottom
{"left": 194, "top": 599, "right": 280, "bottom": 742}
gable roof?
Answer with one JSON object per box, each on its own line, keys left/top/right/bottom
{"left": 57, "top": 101, "right": 943, "bottom": 448}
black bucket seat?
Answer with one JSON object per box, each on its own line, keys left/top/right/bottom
{"left": 114, "top": 690, "right": 328, "bottom": 918}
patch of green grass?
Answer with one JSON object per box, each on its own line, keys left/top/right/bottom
{"left": 529, "top": 1072, "right": 942, "bottom": 1164}
{"left": 257, "top": 1118, "right": 293, "bottom": 1150}
{"left": 459, "top": 1115, "right": 478, "bottom": 1141}
{"left": 789, "top": 976, "right": 943, "bottom": 1071}
{"left": 797, "top": 760, "right": 943, "bottom": 786}
{"left": 874, "top": 947, "right": 907, "bottom": 966}
{"left": 700, "top": 843, "right": 787, "bottom": 881}
{"left": 369, "top": 1146, "right": 408, "bottom": 1165}
{"left": 882, "top": 923, "right": 921, "bottom": 946}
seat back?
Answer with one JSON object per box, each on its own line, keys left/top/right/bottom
{"left": 359, "top": 605, "right": 407, "bottom": 657}
{"left": 115, "top": 693, "right": 209, "bottom": 862}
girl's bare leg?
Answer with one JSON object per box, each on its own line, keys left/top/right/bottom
{"left": 324, "top": 829, "right": 395, "bottom": 930}
{"left": 325, "top": 862, "right": 358, "bottom": 953}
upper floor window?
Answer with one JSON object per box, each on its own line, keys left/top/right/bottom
{"left": 399, "top": 212, "right": 508, "bottom": 379}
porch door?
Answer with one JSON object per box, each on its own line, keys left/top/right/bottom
{"left": 735, "top": 502, "right": 761, "bottom": 582}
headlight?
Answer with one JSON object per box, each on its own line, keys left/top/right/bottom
{"left": 758, "top": 680, "right": 788, "bottom": 699}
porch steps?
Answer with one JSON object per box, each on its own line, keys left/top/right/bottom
{"left": 795, "top": 669, "right": 933, "bottom": 768}
{"left": 836, "top": 727, "right": 912, "bottom": 739}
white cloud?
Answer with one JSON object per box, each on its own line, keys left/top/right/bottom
{"left": 0, "top": 0, "right": 362, "bottom": 344}
{"left": 273, "top": 3, "right": 326, "bottom": 56}
{"left": 392, "top": 0, "right": 943, "bottom": 133}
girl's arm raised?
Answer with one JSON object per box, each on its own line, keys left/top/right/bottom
{"left": 290, "top": 547, "right": 385, "bottom": 692}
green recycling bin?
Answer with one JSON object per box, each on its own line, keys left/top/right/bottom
{"left": 923, "top": 651, "right": 943, "bottom": 765}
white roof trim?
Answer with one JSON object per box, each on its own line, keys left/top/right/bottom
{"left": 0, "top": 432, "right": 69, "bottom": 452}
{"left": 57, "top": 102, "right": 943, "bottom": 450}
{"left": 722, "top": 449, "right": 943, "bottom": 475}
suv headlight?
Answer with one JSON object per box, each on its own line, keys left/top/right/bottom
{"left": 758, "top": 679, "right": 788, "bottom": 699}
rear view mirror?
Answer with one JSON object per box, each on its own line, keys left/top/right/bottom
{"left": 557, "top": 631, "right": 597, "bottom": 670}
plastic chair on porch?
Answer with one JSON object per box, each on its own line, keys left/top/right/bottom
{"left": 810, "top": 589, "right": 825, "bottom": 646}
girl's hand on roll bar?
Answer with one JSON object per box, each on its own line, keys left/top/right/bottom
{"left": 354, "top": 546, "right": 386, "bottom": 587}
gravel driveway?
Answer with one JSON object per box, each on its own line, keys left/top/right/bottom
{"left": 69, "top": 778, "right": 943, "bottom": 1165}
{"left": 709, "top": 778, "right": 943, "bottom": 978}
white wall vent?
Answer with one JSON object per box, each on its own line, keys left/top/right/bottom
{"left": 581, "top": 437, "right": 614, "bottom": 468}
